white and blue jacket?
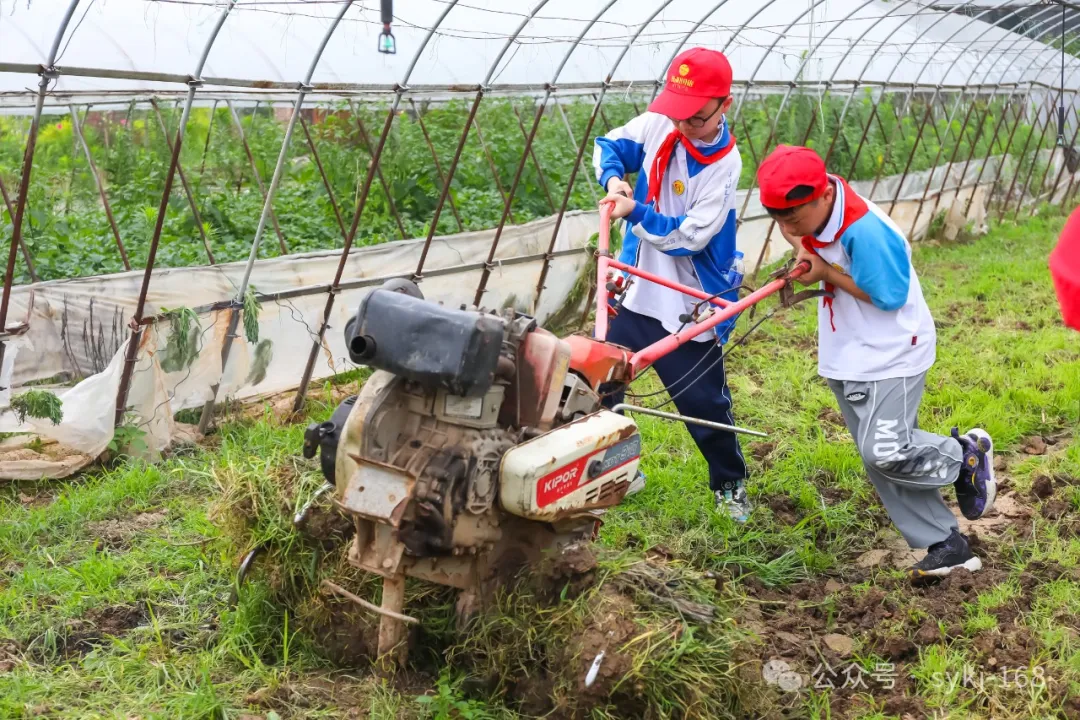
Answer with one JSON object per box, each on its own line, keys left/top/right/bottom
{"left": 593, "top": 112, "right": 743, "bottom": 343}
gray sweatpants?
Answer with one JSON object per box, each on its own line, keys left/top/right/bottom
{"left": 828, "top": 372, "right": 962, "bottom": 549}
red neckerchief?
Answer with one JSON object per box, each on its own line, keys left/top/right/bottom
{"left": 645, "top": 129, "right": 737, "bottom": 212}
{"left": 800, "top": 176, "right": 869, "bottom": 333}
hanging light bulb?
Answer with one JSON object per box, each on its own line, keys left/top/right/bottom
{"left": 378, "top": 0, "right": 396, "bottom": 54}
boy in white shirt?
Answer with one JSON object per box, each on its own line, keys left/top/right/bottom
{"left": 595, "top": 47, "right": 750, "bottom": 521}
{"left": 756, "top": 144, "right": 996, "bottom": 579}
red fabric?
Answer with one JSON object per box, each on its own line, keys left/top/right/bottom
{"left": 757, "top": 145, "right": 829, "bottom": 209}
{"left": 648, "top": 47, "right": 733, "bottom": 120}
{"left": 645, "top": 129, "right": 737, "bottom": 213}
{"left": 1051, "top": 206, "right": 1080, "bottom": 331}
{"left": 799, "top": 176, "right": 870, "bottom": 333}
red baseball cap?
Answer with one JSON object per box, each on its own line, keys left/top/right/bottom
{"left": 648, "top": 47, "right": 733, "bottom": 121}
{"left": 756, "top": 145, "right": 829, "bottom": 210}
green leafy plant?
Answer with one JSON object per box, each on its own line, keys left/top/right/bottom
{"left": 243, "top": 285, "right": 261, "bottom": 344}
{"left": 159, "top": 306, "right": 200, "bottom": 373}
{"left": 414, "top": 672, "right": 499, "bottom": 720}
{"left": 108, "top": 423, "right": 149, "bottom": 458}
{"left": 10, "top": 389, "right": 63, "bottom": 425}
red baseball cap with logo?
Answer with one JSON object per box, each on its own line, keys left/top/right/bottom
{"left": 756, "top": 145, "right": 829, "bottom": 209}
{"left": 648, "top": 47, "right": 733, "bottom": 121}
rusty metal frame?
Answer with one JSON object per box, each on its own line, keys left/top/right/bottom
{"left": 348, "top": 105, "right": 409, "bottom": 240}
{"left": 292, "top": 0, "right": 466, "bottom": 414}
{"left": 509, "top": 100, "right": 557, "bottom": 214}
{"left": 69, "top": 104, "right": 132, "bottom": 271}
{"left": 149, "top": 98, "right": 217, "bottom": 264}
{"left": 299, "top": 112, "right": 349, "bottom": 240}
{"left": 195, "top": 0, "right": 356, "bottom": 433}
{"left": 225, "top": 100, "right": 291, "bottom": 254}
{"left": 470, "top": 114, "right": 518, "bottom": 224}
{"left": 409, "top": 98, "right": 466, "bottom": 234}
{"left": 114, "top": 0, "right": 238, "bottom": 424}
{"left": 0, "top": 0, "right": 81, "bottom": 383}
{"left": 529, "top": 0, "right": 685, "bottom": 312}
{"left": 0, "top": 175, "right": 39, "bottom": 284}
{"left": 1009, "top": 90, "right": 1062, "bottom": 220}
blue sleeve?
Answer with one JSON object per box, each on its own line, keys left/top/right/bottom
{"left": 592, "top": 113, "right": 652, "bottom": 190}
{"left": 841, "top": 216, "right": 912, "bottom": 311}
{"left": 595, "top": 137, "right": 645, "bottom": 191}
{"left": 627, "top": 203, "right": 694, "bottom": 256}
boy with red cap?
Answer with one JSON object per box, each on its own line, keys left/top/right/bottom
{"left": 756, "top": 144, "right": 997, "bottom": 579}
{"left": 593, "top": 47, "right": 750, "bottom": 521}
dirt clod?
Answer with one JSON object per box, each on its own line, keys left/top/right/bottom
{"left": 1042, "top": 499, "right": 1070, "bottom": 521}
{"left": 1024, "top": 436, "right": 1048, "bottom": 455}
{"left": 822, "top": 633, "right": 854, "bottom": 657}
{"left": 768, "top": 495, "right": 800, "bottom": 524}
{"left": 1032, "top": 475, "right": 1055, "bottom": 499}
{"left": 87, "top": 510, "right": 168, "bottom": 550}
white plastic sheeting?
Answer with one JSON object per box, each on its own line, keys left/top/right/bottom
{"left": 2, "top": 0, "right": 1080, "bottom": 109}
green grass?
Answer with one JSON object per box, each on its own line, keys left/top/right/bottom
{"left": 1, "top": 207, "right": 1080, "bottom": 718}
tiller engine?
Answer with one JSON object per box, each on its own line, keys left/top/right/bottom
{"left": 302, "top": 204, "right": 812, "bottom": 663}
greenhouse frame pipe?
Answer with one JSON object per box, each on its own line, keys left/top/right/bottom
{"left": 149, "top": 98, "right": 217, "bottom": 264}
{"left": 966, "top": 95, "right": 1021, "bottom": 216}
{"left": 553, "top": 101, "right": 599, "bottom": 203}
{"left": 1037, "top": 100, "right": 1080, "bottom": 209}
{"left": 1009, "top": 88, "right": 1062, "bottom": 220}
{"left": 469, "top": 0, "right": 630, "bottom": 306}
{"left": 824, "top": 94, "right": 858, "bottom": 170}
{"left": 728, "top": 0, "right": 961, "bottom": 220}
{"left": 195, "top": 100, "right": 218, "bottom": 196}
{"left": 1020, "top": 97, "right": 1071, "bottom": 213}
{"left": 69, "top": 105, "right": 131, "bottom": 271}
{"left": 416, "top": 0, "right": 557, "bottom": 287}
{"left": 409, "top": 98, "right": 466, "bottom": 234}
{"left": 350, "top": 104, "right": 408, "bottom": 239}
{"left": 510, "top": 101, "right": 557, "bottom": 214}
{"left": 750, "top": 103, "right": 821, "bottom": 278}
{"left": 885, "top": 99, "right": 938, "bottom": 215}
{"left": 823, "top": 0, "right": 992, "bottom": 184}
{"left": 115, "top": 0, "right": 237, "bottom": 426}
{"left": 225, "top": 100, "right": 291, "bottom": 254}
{"left": 0, "top": 177, "right": 38, "bottom": 284}
{"left": 992, "top": 91, "right": 1048, "bottom": 220}
{"left": 1058, "top": 105, "right": 1080, "bottom": 204}
{"left": 298, "top": 113, "right": 348, "bottom": 239}
{"left": 529, "top": 0, "right": 623, "bottom": 310}
{"left": 471, "top": 116, "right": 518, "bottom": 225}
{"left": 0, "top": 0, "right": 80, "bottom": 380}
{"left": 914, "top": 94, "right": 978, "bottom": 235}
{"left": 846, "top": 1, "right": 1021, "bottom": 202}
{"left": 1002, "top": 90, "right": 1054, "bottom": 219}
{"left": 291, "top": 0, "right": 463, "bottom": 414}
{"left": 948, "top": 9, "right": 1080, "bottom": 217}
{"left": 196, "top": 0, "right": 354, "bottom": 434}
{"left": 892, "top": 0, "right": 1072, "bottom": 222}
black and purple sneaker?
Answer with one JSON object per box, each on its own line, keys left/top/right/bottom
{"left": 952, "top": 427, "right": 996, "bottom": 520}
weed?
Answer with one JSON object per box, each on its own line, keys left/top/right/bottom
{"left": 10, "top": 389, "right": 63, "bottom": 425}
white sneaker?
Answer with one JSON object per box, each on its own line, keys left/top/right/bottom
{"left": 715, "top": 485, "right": 751, "bottom": 523}
{"left": 626, "top": 470, "right": 646, "bottom": 496}
{"left": 966, "top": 427, "right": 997, "bottom": 517}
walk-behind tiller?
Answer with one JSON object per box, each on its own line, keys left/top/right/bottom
{"left": 300, "top": 201, "right": 814, "bottom": 665}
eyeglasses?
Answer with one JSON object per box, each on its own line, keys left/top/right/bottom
{"left": 683, "top": 99, "right": 724, "bottom": 128}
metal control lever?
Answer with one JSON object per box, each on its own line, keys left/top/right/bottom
{"left": 610, "top": 403, "right": 767, "bottom": 438}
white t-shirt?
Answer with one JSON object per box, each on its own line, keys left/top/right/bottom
{"left": 809, "top": 177, "right": 937, "bottom": 381}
